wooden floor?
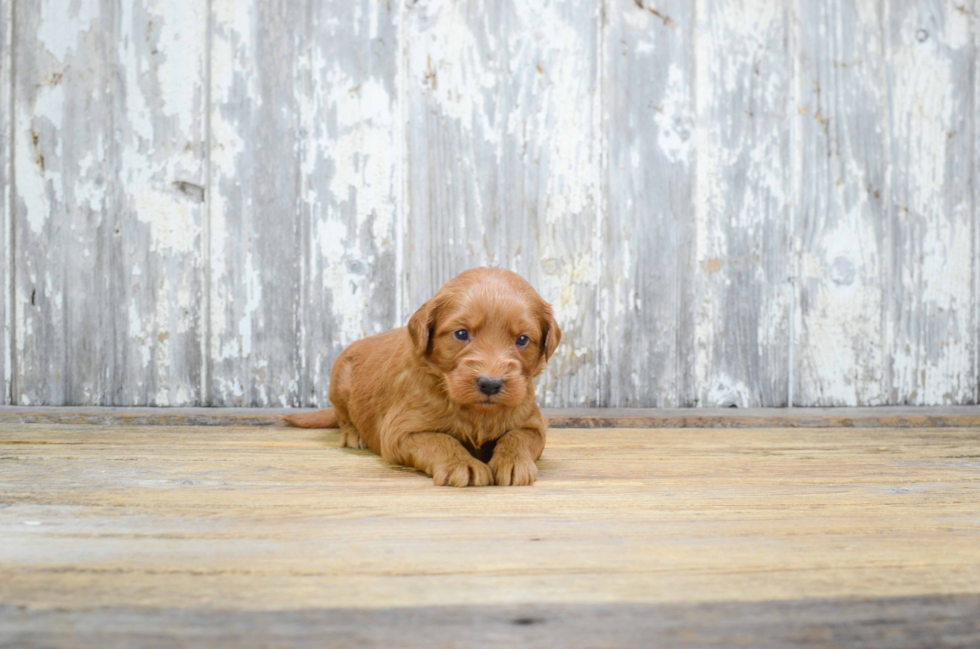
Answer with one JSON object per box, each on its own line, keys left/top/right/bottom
{"left": 2, "top": 419, "right": 979, "bottom": 647}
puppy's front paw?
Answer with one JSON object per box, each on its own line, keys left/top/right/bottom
{"left": 340, "top": 426, "right": 367, "bottom": 449}
{"left": 489, "top": 452, "right": 538, "bottom": 486}
{"left": 432, "top": 458, "right": 493, "bottom": 487}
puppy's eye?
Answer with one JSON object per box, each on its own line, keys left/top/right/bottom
{"left": 454, "top": 330, "right": 470, "bottom": 341}
{"left": 516, "top": 335, "right": 530, "bottom": 347}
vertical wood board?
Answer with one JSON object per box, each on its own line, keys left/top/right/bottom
{"left": 693, "top": 0, "right": 792, "bottom": 407}
{"left": 793, "top": 0, "right": 888, "bottom": 406}
{"left": 208, "top": 0, "right": 398, "bottom": 407}
{"left": 300, "top": 0, "right": 399, "bottom": 407}
{"left": 886, "top": 1, "right": 975, "bottom": 404}
{"left": 13, "top": 0, "right": 113, "bottom": 405}
{"left": 12, "top": 0, "right": 206, "bottom": 406}
{"left": 602, "top": 0, "right": 697, "bottom": 407}
{"left": 112, "top": 0, "right": 207, "bottom": 406}
{"left": 209, "top": 0, "right": 305, "bottom": 406}
{"left": 0, "top": 0, "right": 10, "bottom": 404}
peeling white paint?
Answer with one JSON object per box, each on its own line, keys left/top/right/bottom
{"left": 1, "top": 3, "right": 9, "bottom": 400}
{"left": 408, "top": 0, "right": 505, "bottom": 156}
{"left": 37, "top": 0, "right": 100, "bottom": 61}
{"left": 513, "top": 1, "right": 594, "bottom": 223}
{"left": 313, "top": 218, "right": 367, "bottom": 345}
{"left": 129, "top": 302, "right": 152, "bottom": 369}
{"left": 654, "top": 64, "right": 692, "bottom": 164}
{"left": 797, "top": 209, "right": 884, "bottom": 406}
{"left": 111, "top": 0, "right": 208, "bottom": 405}
{"left": 888, "top": 3, "right": 974, "bottom": 404}
{"left": 705, "top": 372, "right": 752, "bottom": 408}
{"left": 18, "top": 84, "right": 65, "bottom": 236}
{"left": 325, "top": 75, "right": 396, "bottom": 253}
{"left": 209, "top": 0, "right": 255, "bottom": 377}
{"left": 9, "top": 0, "right": 977, "bottom": 408}
{"left": 694, "top": 0, "right": 791, "bottom": 406}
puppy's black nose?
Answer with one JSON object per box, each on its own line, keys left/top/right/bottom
{"left": 477, "top": 377, "right": 505, "bottom": 396}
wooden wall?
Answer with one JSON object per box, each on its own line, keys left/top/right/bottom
{"left": 2, "top": 0, "right": 977, "bottom": 408}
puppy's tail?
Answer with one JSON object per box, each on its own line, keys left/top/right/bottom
{"left": 284, "top": 408, "right": 339, "bottom": 429}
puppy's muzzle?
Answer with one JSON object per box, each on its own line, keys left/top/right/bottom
{"left": 476, "top": 376, "right": 505, "bottom": 396}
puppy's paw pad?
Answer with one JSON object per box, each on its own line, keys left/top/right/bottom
{"left": 489, "top": 454, "right": 538, "bottom": 486}
{"left": 433, "top": 459, "right": 493, "bottom": 487}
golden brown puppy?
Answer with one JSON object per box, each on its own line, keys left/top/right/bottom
{"left": 285, "top": 267, "right": 560, "bottom": 487}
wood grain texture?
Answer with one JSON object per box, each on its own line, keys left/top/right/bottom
{"left": 112, "top": 0, "right": 207, "bottom": 406}
{"left": 3, "top": 2, "right": 979, "bottom": 408}
{"left": 300, "top": 0, "right": 399, "bottom": 408}
{"left": 886, "top": 1, "right": 976, "bottom": 405}
{"left": 0, "top": 0, "right": 10, "bottom": 404}
{"left": 694, "top": 0, "right": 792, "bottom": 407}
{"left": 1, "top": 421, "right": 979, "bottom": 646}
{"left": 793, "top": 0, "right": 888, "bottom": 406}
{"left": 602, "top": 1, "right": 696, "bottom": 407}
{"left": 4, "top": 596, "right": 980, "bottom": 648}
{"left": 13, "top": 0, "right": 113, "bottom": 405}
{"left": 12, "top": 0, "right": 206, "bottom": 407}
{"left": 403, "top": 0, "right": 601, "bottom": 406}
{"left": 208, "top": 0, "right": 398, "bottom": 407}
{"left": 208, "top": 0, "right": 304, "bottom": 407}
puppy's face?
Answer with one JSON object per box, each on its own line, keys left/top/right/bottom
{"left": 408, "top": 269, "right": 561, "bottom": 413}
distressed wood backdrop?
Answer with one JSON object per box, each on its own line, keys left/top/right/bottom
{"left": 1, "top": 0, "right": 977, "bottom": 408}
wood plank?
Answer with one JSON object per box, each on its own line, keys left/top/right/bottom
{"left": 403, "top": 0, "right": 601, "bottom": 406}
{"left": 299, "top": 0, "right": 399, "bottom": 407}
{"left": 0, "top": 0, "right": 10, "bottom": 404}
{"left": 0, "top": 423, "right": 978, "bottom": 626}
{"left": 13, "top": 0, "right": 113, "bottom": 405}
{"left": 12, "top": 0, "right": 206, "bottom": 406}
{"left": 693, "top": 0, "right": 792, "bottom": 407}
{"left": 208, "top": 0, "right": 398, "bottom": 408}
{"left": 207, "top": 0, "right": 305, "bottom": 406}
{"left": 793, "top": 0, "right": 888, "bottom": 406}
{"left": 602, "top": 1, "right": 696, "bottom": 407}
{"left": 4, "top": 405, "right": 980, "bottom": 428}
{"left": 3, "top": 595, "right": 979, "bottom": 649}
{"left": 886, "top": 2, "right": 976, "bottom": 405}
{"left": 112, "top": 0, "right": 207, "bottom": 406}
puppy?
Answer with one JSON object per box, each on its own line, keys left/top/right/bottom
{"left": 285, "top": 267, "right": 561, "bottom": 487}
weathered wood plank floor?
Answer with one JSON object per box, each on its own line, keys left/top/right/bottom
{"left": 2, "top": 421, "right": 979, "bottom": 647}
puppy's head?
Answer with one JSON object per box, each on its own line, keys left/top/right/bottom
{"left": 408, "top": 268, "right": 561, "bottom": 413}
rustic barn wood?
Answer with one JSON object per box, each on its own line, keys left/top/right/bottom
{"left": 885, "top": 1, "right": 976, "bottom": 406}
{"left": 602, "top": 0, "right": 697, "bottom": 408}
{"left": 3, "top": 1, "right": 978, "bottom": 407}
{"left": 692, "top": 0, "right": 793, "bottom": 408}
{"left": 794, "top": 0, "right": 889, "bottom": 407}
{"left": 12, "top": 0, "right": 207, "bottom": 406}
{"left": 2, "top": 420, "right": 979, "bottom": 645}
{"left": 0, "top": 0, "right": 9, "bottom": 404}
{"left": 209, "top": 0, "right": 399, "bottom": 409}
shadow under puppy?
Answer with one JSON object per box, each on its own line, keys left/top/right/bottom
{"left": 285, "top": 267, "right": 561, "bottom": 487}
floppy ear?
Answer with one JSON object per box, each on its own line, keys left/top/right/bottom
{"left": 539, "top": 304, "right": 561, "bottom": 362}
{"left": 408, "top": 298, "right": 441, "bottom": 358}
